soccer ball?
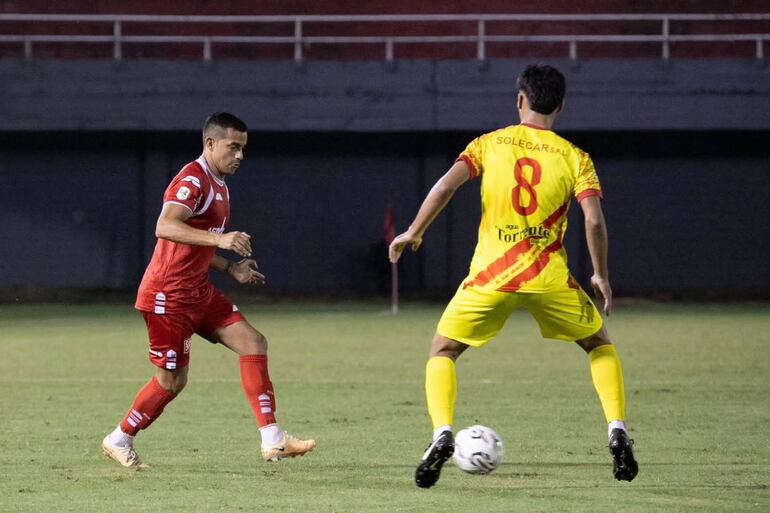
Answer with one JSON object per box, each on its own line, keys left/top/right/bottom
{"left": 453, "top": 425, "right": 504, "bottom": 474}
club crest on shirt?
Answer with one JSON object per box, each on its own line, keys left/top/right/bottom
{"left": 183, "top": 337, "right": 192, "bottom": 354}
{"left": 177, "top": 186, "right": 191, "bottom": 200}
{"left": 215, "top": 192, "right": 223, "bottom": 201}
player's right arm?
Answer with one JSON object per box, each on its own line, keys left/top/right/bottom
{"left": 579, "top": 196, "right": 612, "bottom": 316}
{"left": 155, "top": 203, "right": 253, "bottom": 258}
{"left": 388, "top": 160, "right": 471, "bottom": 263}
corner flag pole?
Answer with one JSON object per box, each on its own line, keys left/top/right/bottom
{"left": 391, "top": 260, "right": 399, "bottom": 314}
{"left": 384, "top": 204, "right": 399, "bottom": 314}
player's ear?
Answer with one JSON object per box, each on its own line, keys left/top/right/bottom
{"left": 555, "top": 100, "right": 565, "bottom": 114}
{"left": 204, "top": 136, "right": 215, "bottom": 152}
{"left": 517, "top": 92, "right": 524, "bottom": 110}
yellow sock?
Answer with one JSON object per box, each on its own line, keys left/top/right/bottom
{"left": 588, "top": 344, "right": 626, "bottom": 423}
{"left": 425, "top": 356, "right": 457, "bottom": 430}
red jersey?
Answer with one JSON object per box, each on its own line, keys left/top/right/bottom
{"left": 135, "top": 156, "right": 230, "bottom": 314}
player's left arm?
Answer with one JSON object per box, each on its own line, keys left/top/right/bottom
{"left": 388, "top": 160, "right": 471, "bottom": 263}
{"left": 579, "top": 195, "right": 612, "bottom": 315}
{"left": 211, "top": 254, "right": 266, "bottom": 285}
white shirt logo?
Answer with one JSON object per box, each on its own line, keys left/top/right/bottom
{"left": 177, "top": 186, "right": 191, "bottom": 200}
{"left": 215, "top": 193, "right": 223, "bottom": 201}
{"left": 181, "top": 176, "right": 201, "bottom": 188}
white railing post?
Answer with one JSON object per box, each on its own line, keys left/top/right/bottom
{"left": 0, "top": 13, "right": 769, "bottom": 63}
{"left": 203, "top": 37, "right": 212, "bottom": 61}
{"left": 113, "top": 19, "right": 122, "bottom": 61}
{"left": 294, "top": 18, "right": 303, "bottom": 62}
{"left": 477, "top": 19, "right": 485, "bottom": 61}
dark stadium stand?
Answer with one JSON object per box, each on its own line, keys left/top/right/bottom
{"left": 1, "top": 1, "right": 768, "bottom": 298}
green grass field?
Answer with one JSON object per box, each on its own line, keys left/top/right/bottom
{"left": 1, "top": 301, "right": 769, "bottom": 512}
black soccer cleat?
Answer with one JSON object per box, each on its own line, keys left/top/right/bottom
{"left": 415, "top": 430, "right": 455, "bottom": 489}
{"left": 609, "top": 428, "right": 638, "bottom": 482}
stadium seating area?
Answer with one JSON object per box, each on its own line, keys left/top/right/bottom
{"left": 0, "top": 0, "right": 767, "bottom": 60}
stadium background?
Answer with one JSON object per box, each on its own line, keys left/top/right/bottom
{"left": 1, "top": 0, "right": 768, "bottom": 301}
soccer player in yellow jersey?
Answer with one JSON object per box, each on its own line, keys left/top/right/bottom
{"left": 389, "top": 64, "right": 638, "bottom": 488}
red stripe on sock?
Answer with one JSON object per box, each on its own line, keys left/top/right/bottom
{"left": 239, "top": 354, "right": 277, "bottom": 428}
{"left": 119, "top": 377, "right": 176, "bottom": 436}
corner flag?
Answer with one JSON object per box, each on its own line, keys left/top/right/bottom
{"left": 384, "top": 204, "right": 398, "bottom": 314}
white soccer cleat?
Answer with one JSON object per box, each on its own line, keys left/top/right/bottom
{"left": 101, "top": 435, "right": 147, "bottom": 468}
{"left": 261, "top": 433, "right": 316, "bottom": 462}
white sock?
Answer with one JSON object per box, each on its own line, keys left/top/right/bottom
{"left": 608, "top": 420, "right": 627, "bottom": 438}
{"left": 433, "top": 425, "right": 452, "bottom": 441}
{"left": 107, "top": 426, "right": 134, "bottom": 448}
{"left": 260, "top": 423, "right": 283, "bottom": 446}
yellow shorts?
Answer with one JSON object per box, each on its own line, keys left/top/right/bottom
{"left": 437, "top": 281, "right": 603, "bottom": 346}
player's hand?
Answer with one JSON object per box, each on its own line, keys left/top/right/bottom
{"left": 389, "top": 231, "right": 423, "bottom": 263}
{"left": 228, "top": 259, "right": 266, "bottom": 285}
{"left": 590, "top": 275, "right": 613, "bottom": 316}
{"left": 216, "top": 231, "right": 252, "bottom": 257}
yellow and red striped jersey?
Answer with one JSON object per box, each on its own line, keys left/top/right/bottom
{"left": 458, "top": 123, "right": 602, "bottom": 293}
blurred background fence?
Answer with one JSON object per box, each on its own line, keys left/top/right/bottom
{"left": 0, "top": 12, "right": 768, "bottom": 61}
{"left": 1, "top": 1, "right": 768, "bottom": 300}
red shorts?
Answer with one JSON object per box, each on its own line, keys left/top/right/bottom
{"left": 139, "top": 288, "right": 245, "bottom": 370}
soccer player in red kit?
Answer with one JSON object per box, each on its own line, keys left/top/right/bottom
{"left": 102, "top": 112, "right": 315, "bottom": 468}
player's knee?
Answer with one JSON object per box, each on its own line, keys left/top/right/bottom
{"left": 242, "top": 329, "right": 267, "bottom": 356}
{"left": 155, "top": 367, "right": 188, "bottom": 394}
{"left": 171, "top": 374, "right": 188, "bottom": 394}
{"left": 431, "top": 348, "right": 462, "bottom": 361}
{"left": 576, "top": 327, "right": 612, "bottom": 354}
{"left": 429, "top": 334, "right": 468, "bottom": 361}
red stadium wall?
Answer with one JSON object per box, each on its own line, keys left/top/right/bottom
{"left": 0, "top": 1, "right": 767, "bottom": 60}
{"left": 2, "top": 0, "right": 768, "bottom": 15}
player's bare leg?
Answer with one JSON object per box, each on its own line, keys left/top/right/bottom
{"left": 212, "top": 320, "right": 315, "bottom": 461}
{"left": 102, "top": 366, "right": 185, "bottom": 468}
{"left": 577, "top": 327, "right": 638, "bottom": 481}
{"left": 415, "top": 334, "right": 470, "bottom": 488}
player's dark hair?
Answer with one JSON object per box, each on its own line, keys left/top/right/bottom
{"left": 203, "top": 112, "right": 248, "bottom": 140}
{"left": 516, "top": 64, "right": 566, "bottom": 115}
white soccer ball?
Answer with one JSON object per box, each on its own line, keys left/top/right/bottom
{"left": 453, "top": 425, "right": 504, "bottom": 474}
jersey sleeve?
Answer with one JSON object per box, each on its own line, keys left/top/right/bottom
{"left": 456, "top": 136, "right": 484, "bottom": 179}
{"left": 163, "top": 165, "right": 207, "bottom": 213}
{"left": 574, "top": 152, "right": 603, "bottom": 201}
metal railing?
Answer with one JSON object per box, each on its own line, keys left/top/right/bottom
{"left": 0, "top": 13, "right": 767, "bottom": 61}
